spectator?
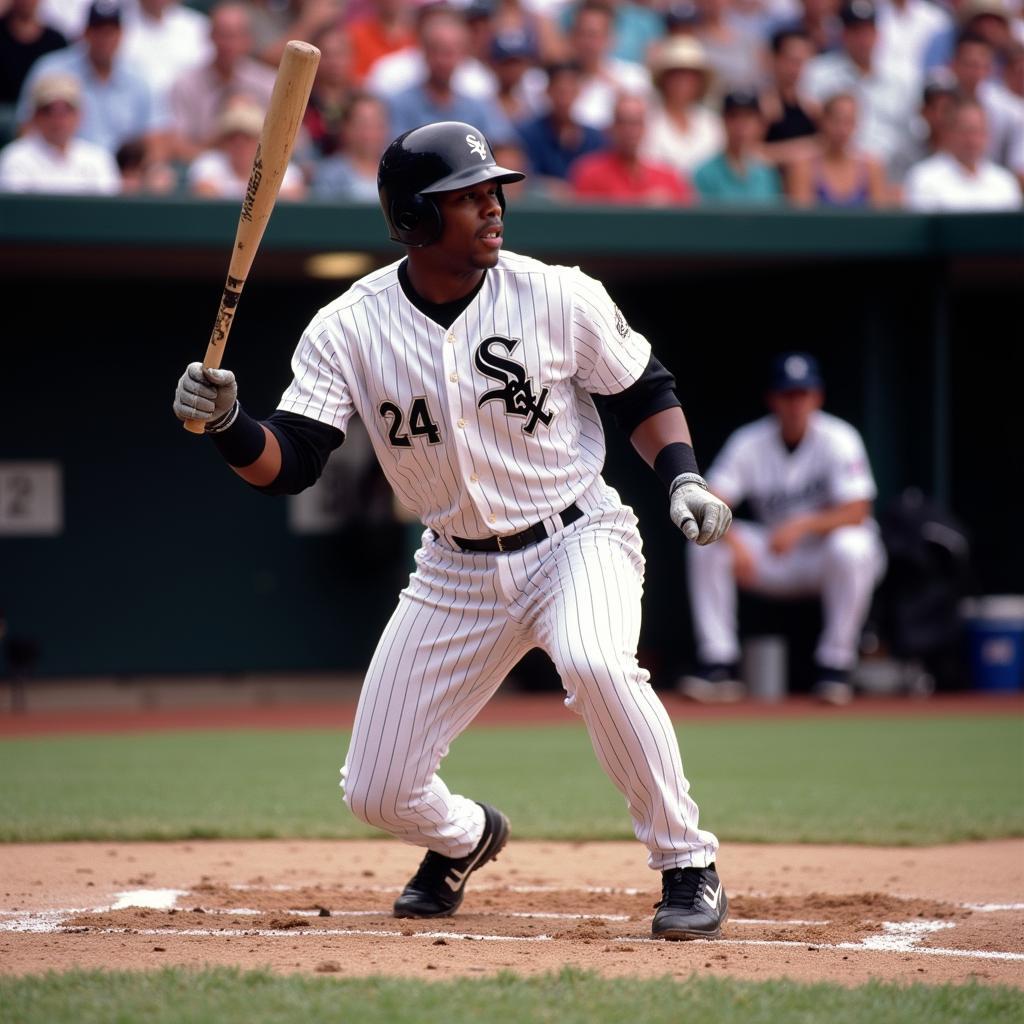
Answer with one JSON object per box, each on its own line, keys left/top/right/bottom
{"left": 888, "top": 70, "right": 958, "bottom": 182}
{"left": 487, "top": 0, "right": 567, "bottom": 66}
{"left": 760, "top": 28, "right": 820, "bottom": 176}
{"left": 694, "top": 0, "right": 767, "bottom": 91}
{"left": 16, "top": 0, "right": 167, "bottom": 160}
{"left": 606, "top": 0, "right": 667, "bottom": 65}
{"left": 115, "top": 135, "right": 176, "bottom": 192}
{"left": 387, "top": 7, "right": 515, "bottom": 143}
{"left": 801, "top": 0, "right": 918, "bottom": 177}
{"left": 364, "top": 4, "right": 495, "bottom": 102}
{"left": 948, "top": 32, "right": 1024, "bottom": 186}
{"left": 169, "top": 2, "right": 276, "bottom": 162}
{"left": 642, "top": 34, "right": 724, "bottom": 175}
{"left": 517, "top": 60, "right": 606, "bottom": 188}
{"left": 312, "top": 92, "right": 389, "bottom": 200}
{"left": 788, "top": 91, "right": 889, "bottom": 204}
{"left": 120, "top": 0, "right": 211, "bottom": 103}
{"left": 873, "top": 0, "right": 951, "bottom": 88}
{"left": 567, "top": 1, "right": 651, "bottom": 130}
{"left": 693, "top": 89, "right": 783, "bottom": 201}
{"left": 303, "top": 26, "right": 357, "bottom": 158}
{"left": 923, "top": 0, "right": 1021, "bottom": 74}
{"left": 0, "top": 72, "right": 120, "bottom": 192}
{"left": 0, "top": 0, "right": 67, "bottom": 105}
{"left": 257, "top": 0, "right": 344, "bottom": 68}
{"left": 1006, "top": 43, "right": 1024, "bottom": 100}
{"left": 570, "top": 91, "right": 694, "bottom": 202}
{"left": 188, "top": 97, "right": 305, "bottom": 199}
{"left": 682, "top": 352, "right": 886, "bottom": 706}
{"left": 489, "top": 28, "right": 548, "bottom": 125}
{"left": 903, "top": 96, "right": 1022, "bottom": 208}
{"left": 771, "top": 0, "right": 844, "bottom": 56}
{"left": 347, "top": 0, "right": 415, "bottom": 84}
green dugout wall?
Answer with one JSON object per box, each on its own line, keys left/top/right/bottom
{"left": 1, "top": 197, "right": 1021, "bottom": 678}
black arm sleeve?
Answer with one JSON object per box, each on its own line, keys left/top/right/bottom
{"left": 256, "top": 411, "right": 345, "bottom": 496}
{"left": 596, "top": 354, "right": 682, "bottom": 437}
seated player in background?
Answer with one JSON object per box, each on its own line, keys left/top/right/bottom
{"left": 0, "top": 71, "right": 120, "bottom": 193}
{"left": 693, "top": 89, "right": 783, "bottom": 203}
{"left": 681, "top": 352, "right": 886, "bottom": 706}
{"left": 187, "top": 98, "right": 305, "bottom": 199}
{"left": 571, "top": 91, "right": 694, "bottom": 203}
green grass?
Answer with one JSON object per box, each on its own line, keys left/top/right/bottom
{"left": 0, "top": 717, "right": 1021, "bottom": 844}
{"left": 1, "top": 968, "right": 1021, "bottom": 1024}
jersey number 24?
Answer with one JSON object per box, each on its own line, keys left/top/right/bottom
{"left": 379, "top": 398, "right": 442, "bottom": 447}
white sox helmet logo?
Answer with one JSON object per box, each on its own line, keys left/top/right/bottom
{"left": 474, "top": 337, "right": 554, "bottom": 435}
{"left": 466, "top": 134, "right": 488, "bottom": 160}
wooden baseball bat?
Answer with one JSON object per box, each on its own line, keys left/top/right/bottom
{"left": 184, "top": 39, "right": 321, "bottom": 434}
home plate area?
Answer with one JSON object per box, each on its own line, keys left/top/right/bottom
{"left": 1, "top": 842, "right": 1022, "bottom": 985}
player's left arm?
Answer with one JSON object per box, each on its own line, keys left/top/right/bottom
{"left": 598, "top": 359, "right": 731, "bottom": 545}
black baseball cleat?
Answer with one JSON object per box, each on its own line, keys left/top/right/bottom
{"left": 651, "top": 863, "right": 729, "bottom": 940}
{"left": 393, "top": 803, "right": 510, "bottom": 919}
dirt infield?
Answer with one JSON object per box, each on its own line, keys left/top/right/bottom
{"left": 2, "top": 839, "right": 1021, "bottom": 987}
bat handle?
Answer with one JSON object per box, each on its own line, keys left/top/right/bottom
{"left": 182, "top": 286, "right": 237, "bottom": 434}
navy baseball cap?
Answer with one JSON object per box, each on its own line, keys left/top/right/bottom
{"left": 770, "top": 352, "right": 824, "bottom": 391}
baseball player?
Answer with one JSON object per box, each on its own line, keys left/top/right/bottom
{"left": 173, "top": 120, "right": 732, "bottom": 940}
{"left": 681, "top": 352, "right": 886, "bottom": 706}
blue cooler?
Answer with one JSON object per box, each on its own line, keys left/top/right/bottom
{"left": 961, "top": 596, "right": 1024, "bottom": 692}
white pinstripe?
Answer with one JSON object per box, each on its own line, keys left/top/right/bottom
{"left": 282, "top": 251, "right": 718, "bottom": 871}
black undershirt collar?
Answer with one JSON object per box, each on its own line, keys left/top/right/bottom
{"left": 397, "top": 259, "right": 487, "bottom": 330}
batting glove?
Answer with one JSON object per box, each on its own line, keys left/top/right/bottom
{"left": 669, "top": 473, "right": 732, "bottom": 545}
{"left": 172, "top": 362, "right": 239, "bottom": 432}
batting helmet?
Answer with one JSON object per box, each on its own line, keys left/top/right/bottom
{"left": 378, "top": 121, "right": 526, "bottom": 247}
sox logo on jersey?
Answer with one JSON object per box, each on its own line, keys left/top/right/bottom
{"left": 474, "top": 336, "right": 554, "bottom": 436}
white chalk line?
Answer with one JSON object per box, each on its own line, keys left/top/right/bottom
{"left": 4, "top": 890, "right": 1023, "bottom": 962}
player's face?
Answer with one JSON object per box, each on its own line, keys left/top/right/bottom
{"left": 768, "top": 388, "right": 823, "bottom": 441}
{"left": 433, "top": 182, "right": 505, "bottom": 270}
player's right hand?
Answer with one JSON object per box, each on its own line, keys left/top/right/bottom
{"left": 172, "top": 362, "right": 238, "bottom": 430}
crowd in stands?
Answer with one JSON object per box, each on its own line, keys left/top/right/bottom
{"left": 1, "top": 0, "right": 1021, "bottom": 209}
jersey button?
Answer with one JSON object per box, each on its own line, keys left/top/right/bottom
{"left": 457, "top": 418, "right": 466, "bottom": 428}
{"left": 488, "top": 514, "right": 497, "bottom": 524}
{"left": 447, "top": 333, "right": 456, "bottom": 343}
{"left": 449, "top": 373, "right": 458, "bottom": 383}
{"left": 469, "top": 474, "right": 478, "bottom": 483}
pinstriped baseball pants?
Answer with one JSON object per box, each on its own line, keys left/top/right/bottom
{"left": 340, "top": 480, "right": 720, "bottom": 872}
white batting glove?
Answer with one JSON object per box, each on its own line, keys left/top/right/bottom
{"left": 172, "top": 362, "right": 239, "bottom": 432}
{"left": 669, "top": 473, "right": 732, "bottom": 545}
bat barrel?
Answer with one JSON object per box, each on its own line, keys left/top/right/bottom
{"left": 183, "top": 39, "right": 321, "bottom": 434}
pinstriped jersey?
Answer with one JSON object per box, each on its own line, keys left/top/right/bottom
{"left": 277, "top": 249, "right": 651, "bottom": 539}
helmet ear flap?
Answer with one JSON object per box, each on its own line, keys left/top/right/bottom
{"left": 389, "top": 193, "right": 443, "bottom": 247}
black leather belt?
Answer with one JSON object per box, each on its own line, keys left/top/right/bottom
{"left": 453, "top": 503, "right": 583, "bottom": 553}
